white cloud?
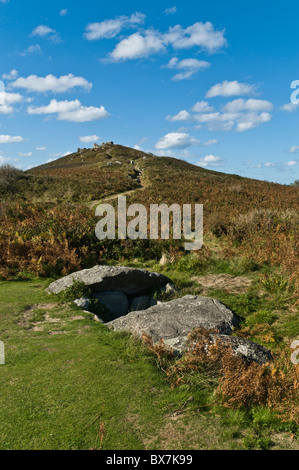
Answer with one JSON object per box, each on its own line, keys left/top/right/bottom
{"left": 166, "top": 110, "right": 191, "bottom": 122}
{"left": 134, "top": 137, "right": 147, "bottom": 150}
{"left": 59, "top": 9, "right": 68, "bottom": 16}
{"left": 165, "top": 57, "right": 210, "bottom": 81}
{"left": 109, "top": 31, "right": 165, "bottom": 61}
{"left": 0, "top": 104, "right": 14, "bottom": 114}
{"left": 108, "top": 21, "right": 226, "bottom": 61}
{"left": 0, "top": 91, "right": 23, "bottom": 104}
{"left": 28, "top": 99, "right": 109, "bottom": 122}
{"left": 12, "top": 74, "right": 92, "bottom": 93}
{"left": 191, "top": 101, "right": 214, "bottom": 113}
{"left": 284, "top": 160, "right": 299, "bottom": 166}
{"left": 155, "top": 132, "right": 199, "bottom": 149}
{"left": 197, "top": 154, "right": 223, "bottom": 167}
{"left": 31, "top": 25, "right": 61, "bottom": 43}
{"left": 36, "top": 147, "right": 46, "bottom": 151}
{"left": 166, "top": 102, "right": 214, "bottom": 122}
{"left": 192, "top": 108, "right": 272, "bottom": 133}
{"left": 202, "top": 139, "right": 218, "bottom": 146}
{"left": 236, "top": 112, "right": 272, "bottom": 132}
{"left": 57, "top": 106, "right": 109, "bottom": 122}
{"left": 223, "top": 98, "right": 273, "bottom": 113}
{"left": 280, "top": 103, "right": 298, "bottom": 112}
{"left": 166, "top": 95, "right": 272, "bottom": 132}
{"left": 288, "top": 146, "right": 299, "bottom": 154}
{"left": 79, "top": 135, "right": 100, "bottom": 144}
{"left": 206, "top": 80, "right": 256, "bottom": 98}
{"left": 28, "top": 99, "right": 81, "bottom": 114}
{"left": 0, "top": 91, "right": 24, "bottom": 114}
{"left": 264, "top": 162, "right": 277, "bottom": 167}
{"left": 20, "top": 44, "right": 42, "bottom": 57}
{"left": 206, "top": 120, "right": 235, "bottom": 132}
{"left": 164, "top": 6, "right": 177, "bottom": 15}
{"left": 85, "top": 12, "right": 145, "bottom": 40}
{"left": 2, "top": 69, "right": 18, "bottom": 80}
{"left": 18, "top": 152, "right": 32, "bottom": 157}
{"left": 0, "top": 135, "right": 24, "bottom": 144}
{"left": 165, "top": 22, "right": 227, "bottom": 52}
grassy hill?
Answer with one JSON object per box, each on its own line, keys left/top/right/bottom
{"left": 0, "top": 143, "right": 298, "bottom": 449}
{"left": 0, "top": 142, "right": 297, "bottom": 281}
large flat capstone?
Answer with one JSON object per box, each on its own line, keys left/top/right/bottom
{"left": 46, "top": 265, "right": 171, "bottom": 296}
{"left": 107, "top": 295, "right": 239, "bottom": 349}
{"left": 107, "top": 295, "right": 273, "bottom": 364}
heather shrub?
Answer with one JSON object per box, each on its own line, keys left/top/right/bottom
{"left": 0, "top": 165, "right": 25, "bottom": 192}
{"left": 143, "top": 328, "right": 299, "bottom": 424}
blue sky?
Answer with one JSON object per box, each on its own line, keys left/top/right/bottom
{"left": 0, "top": 0, "right": 299, "bottom": 184}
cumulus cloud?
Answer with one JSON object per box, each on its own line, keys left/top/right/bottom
{"left": 0, "top": 91, "right": 23, "bottom": 104}
{"left": 165, "top": 22, "right": 227, "bottom": 52}
{"left": 202, "top": 139, "right": 218, "bottom": 146}
{"left": 164, "top": 7, "right": 177, "bottom": 15}
{"left": 58, "top": 106, "right": 108, "bottom": 123}
{"left": 18, "top": 152, "right": 32, "bottom": 157}
{"left": 194, "top": 112, "right": 223, "bottom": 123}
{"left": 236, "top": 112, "right": 272, "bottom": 132}
{"left": 206, "top": 80, "right": 256, "bottom": 98}
{"left": 197, "top": 154, "right": 223, "bottom": 167}
{"left": 191, "top": 101, "right": 214, "bottom": 113}
{"left": 155, "top": 132, "right": 199, "bottom": 150}
{"left": 31, "top": 25, "right": 61, "bottom": 43}
{"left": 0, "top": 91, "right": 23, "bottom": 114}
{"left": 166, "top": 93, "right": 273, "bottom": 133}
{"left": 0, "top": 104, "right": 14, "bottom": 114}
{"left": 12, "top": 74, "right": 92, "bottom": 93}
{"left": 85, "top": 12, "right": 145, "bottom": 40}
{"left": 166, "top": 110, "right": 191, "bottom": 122}
{"left": 165, "top": 57, "right": 210, "bottom": 81}
{"left": 2, "top": 69, "right": 18, "bottom": 80}
{"left": 108, "top": 21, "right": 226, "bottom": 61}
{"left": 28, "top": 99, "right": 81, "bottom": 114}
{"left": 222, "top": 98, "right": 273, "bottom": 113}
{"left": 284, "top": 160, "right": 299, "bottom": 166}
{"left": 0, "top": 135, "right": 24, "bottom": 144}
{"left": 280, "top": 103, "right": 298, "bottom": 112}
{"left": 79, "top": 135, "right": 100, "bottom": 144}
{"left": 20, "top": 44, "right": 42, "bottom": 57}
{"left": 28, "top": 99, "right": 109, "bottom": 122}
{"left": 59, "top": 9, "right": 68, "bottom": 16}
{"left": 288, "top": 146, "right": 299, "bottom": 153}
{"left": 109, "top": 31, "right": 165, "bottom": 61}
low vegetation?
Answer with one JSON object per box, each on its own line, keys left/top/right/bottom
{"left": 0, "top": 145, "right": 298, "bottom": 449}
{"left": 0, "top": 279, "right": 298, "bottom": 450}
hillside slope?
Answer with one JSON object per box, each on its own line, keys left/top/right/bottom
{"left": 0, "top": 142, "right": 298, "bottom": 289}
{"left": 1, "top": 142, "right": 298, "bottom": 213}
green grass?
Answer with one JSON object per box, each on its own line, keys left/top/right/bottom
{"left": 0, "top": 279, "right": 298, "bottom": 450}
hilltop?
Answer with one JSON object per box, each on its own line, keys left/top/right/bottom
{"left": 1, "top": 142, "right": 298, "bottom": 214}
{"left": 0, "top": 144, "right": 298, "bottom": 451}
{"left": 0, "top": 141, "right": 298, "bottom": 291}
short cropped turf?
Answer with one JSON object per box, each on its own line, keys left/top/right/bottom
{"left": 0, "top": 279, "right": 298, "bottom": 450}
